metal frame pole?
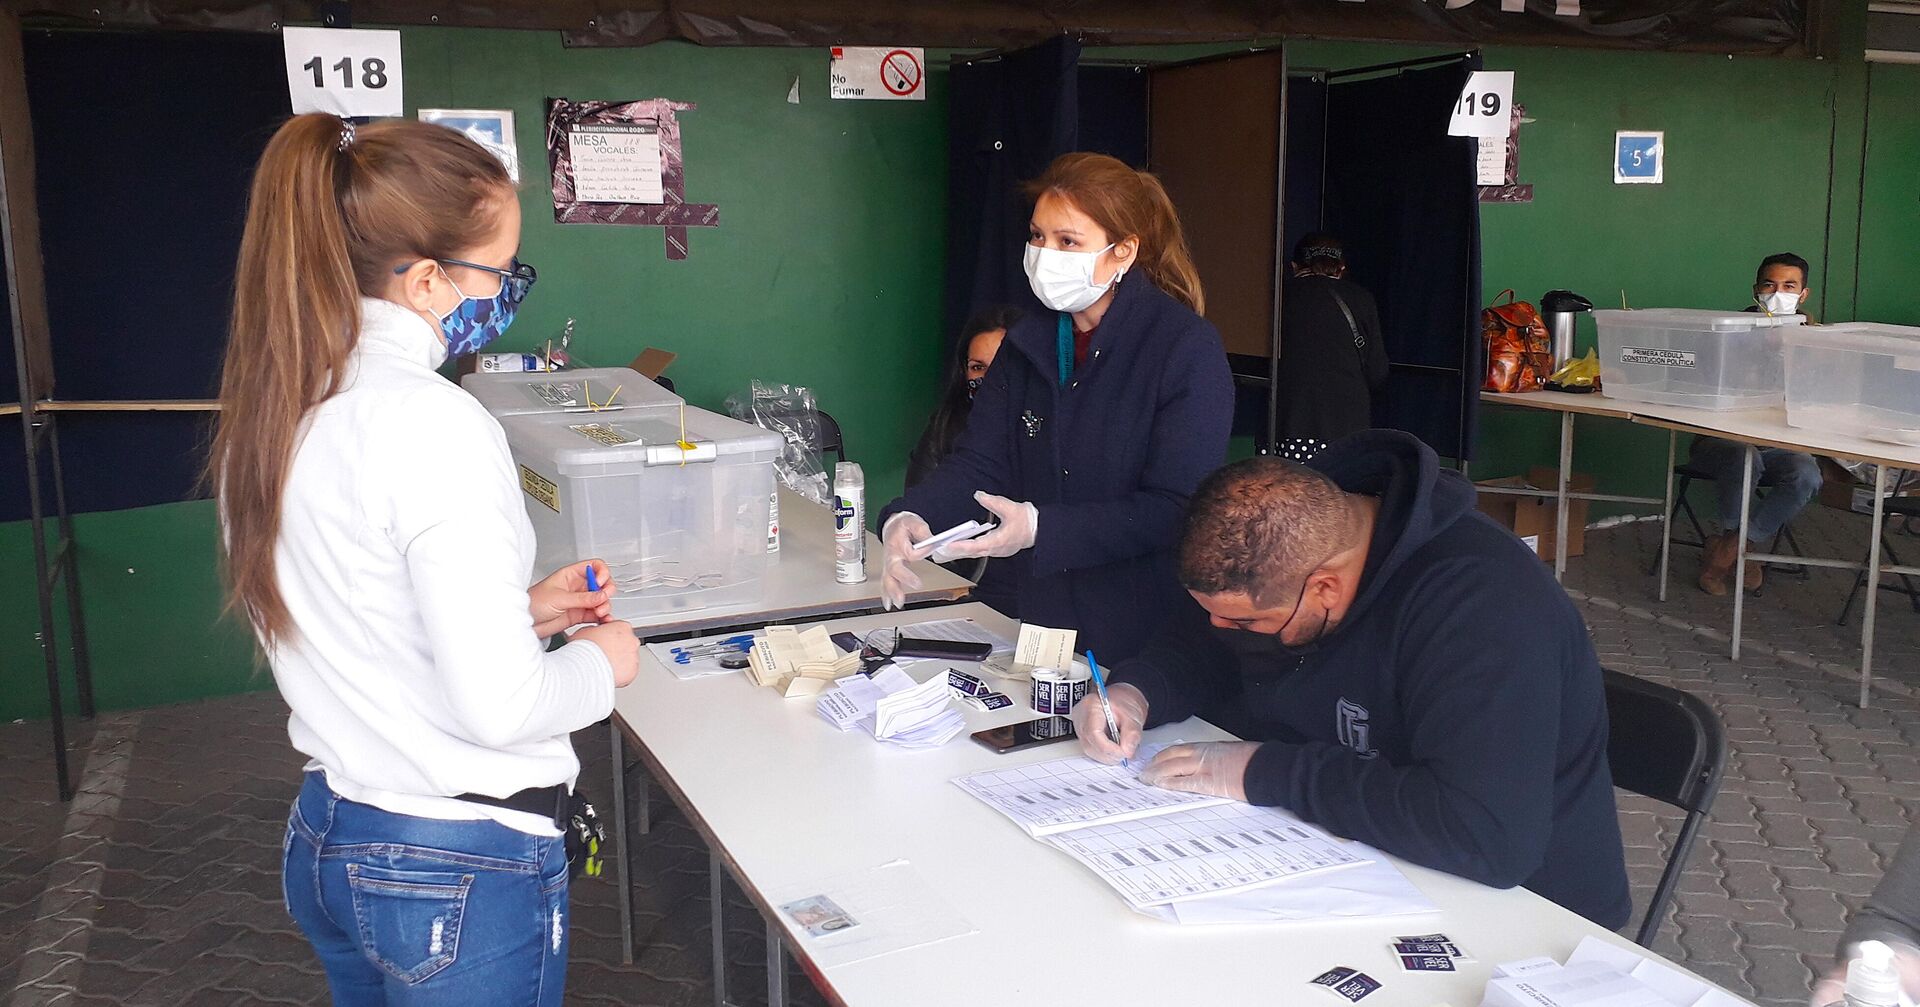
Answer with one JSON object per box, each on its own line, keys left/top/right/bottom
{"left": 1658, "top": 430, "right": 1676, "bottom": 602}
{"left": 1861, "top": 465, "right": 1887, "bottom": 709}
{"left": 1731, "top": 447, "right": 1755, "bottom": 661}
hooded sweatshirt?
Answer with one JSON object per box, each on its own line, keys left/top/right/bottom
{"left": 1110, "top": 430, "right": 1632, "bottom": 928}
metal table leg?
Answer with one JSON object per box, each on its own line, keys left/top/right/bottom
{"left": 1555, "top": 411, "right": 1573, "bottom": 581}
{"left": 1731, "top": 447, "right": 1754, "bottom": 661}
{"left": 636, "top": 766, "right": 651, "bottom": 836}
{"left": 1862, "top": 466, "right": 1887, "bottom": 709}
{"left": 609, "top": 720, "right": 635, "bottom": 965}
{"left": 767, "top": 924, "right": 788, "bottom": 1007}
{"left": 711, "top": 849, "right": 739, "bottom": 1007}
{"left": 1658, "top": 431, "right": 1676, "bottom": 603}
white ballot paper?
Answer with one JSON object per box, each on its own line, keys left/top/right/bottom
{"left": 816, "top": 667, "right": 966, "bottom": 748}
{"left": 1480, "top": 936, "right": 1759, "bottom": 1007}
{"left": 1011, "top": 623, "right": 1077, "bottom": 676}
{"left": 768, "top": 860, "right": 976, "bottom": 969}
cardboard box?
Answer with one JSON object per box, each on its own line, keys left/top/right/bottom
{"left": 1815, "top": 456, "right": 1919, "bottom": 515}
{"left": 1475, "top": 468, "right": 1597, "bottom": 562}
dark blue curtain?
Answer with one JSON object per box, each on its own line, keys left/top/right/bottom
{"left": 1076, "top": 64, "right": 1148, "bottom": 169}
{"left": 1325, "top": 59, "right": 1483, "bottom": 461}
{"left": 0, "top": 30, "right": 284, "bottom": 521}
{"left": 944, "top": 36, "right": 1081, "bottom": 341}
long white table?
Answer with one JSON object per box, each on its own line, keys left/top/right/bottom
{"left": 1480, "top": 390, "right": 1920, "bottom": 708}
{"left": 612, "top": 603, "right": 1752, "bottom": 1007}
{"left": 606, "top": 488, "right": 976, "bottom": 961}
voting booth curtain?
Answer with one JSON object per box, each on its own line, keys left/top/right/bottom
{"left": 1324, "top": 57, "right": 1484, "bottom": 462}
{"left": 0, "top": 30, "right": 282, "bottom": 521}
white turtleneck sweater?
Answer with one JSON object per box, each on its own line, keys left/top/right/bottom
{"left": 267, "top": 296, "right": 614, "bottom": 836}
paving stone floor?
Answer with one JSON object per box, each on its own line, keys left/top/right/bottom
{"left": 4, "top": 502, "right": 1918, "bottom": 1006}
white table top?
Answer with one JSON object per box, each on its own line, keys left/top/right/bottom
{"left": 612, "top": 602, "right": 1751, "bottom": 1007}
{"left": 1622, "top": 401, "right": 1920, "bottom": 470}
{"left": 621, "top": 489, "right": 975, "bottom": 638}
{"left": 1481, "top": 389, "right": 1640, "bottom": 419}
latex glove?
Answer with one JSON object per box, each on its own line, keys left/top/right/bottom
{"left": 568, "top": 621, "right": 640, "bottom": 687}
{"left": 530, "top": 559, "right": 614, "bottom": 637}
{"left": 1072, "top": 683, "right": 1149, "bottom": 765}
{"left": 880, "top": 512, "right": 934, "bottom": 611}
{"left": 939, "top": 492, "right": 1039, "bottom": 560}
{"left": 1139, "top": 742, "right": 1263, "bottom": 802}
{"left": 1810, "top": 941, "right": 1920, "bottom": 1007}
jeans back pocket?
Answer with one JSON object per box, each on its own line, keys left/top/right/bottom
{"left": 346, "top": 863, "right": 474, "bottom": 985}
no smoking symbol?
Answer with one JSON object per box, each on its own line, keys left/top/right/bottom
{"left": 881, "top": 49, "right": 921, "bottom": 95}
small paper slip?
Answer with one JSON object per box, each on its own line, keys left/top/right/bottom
{"left": 1011, "top": 623, "right": 1077, "bottom": 676}
{"left": 767, "top": 860, "right": 977, "bottom": 969}
{"left": 750, "top": 626, "right": 858, "bottom": 695}
{"left": 815, "top": 667, "right": 966, "bottom": 748}
{"left": 952, "top": 745, "right": 1219, "bottom": 836}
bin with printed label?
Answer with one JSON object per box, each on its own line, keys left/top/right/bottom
{"left": 1591, "top": 308, "right": 1804, "bottom": 411}
{"left": 497, "top": 405, "right": 783, "bottom": 621}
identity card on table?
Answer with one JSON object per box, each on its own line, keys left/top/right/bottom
{"left": 767, "top": 860, "right": 977, "bottom": 969}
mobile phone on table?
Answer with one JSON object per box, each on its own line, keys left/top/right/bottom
{"left": 971, "top": 717, "right": 1078, "bottom": 754}
{"left": 895, "top": 637, "right": 993, "bottom": 661}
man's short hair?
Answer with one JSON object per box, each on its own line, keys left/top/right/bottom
{"left": 1180, "top": 457, "right": 1354, "bottom": 606}
{"left": 1756, "top": 252, "right": 1811, "bottom": 288}
{"left": 1293, "top": 232, "right": 1345, "bottom": 267}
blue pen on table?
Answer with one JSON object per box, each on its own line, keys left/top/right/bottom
{"left": 670, "top": 634, "right": 756, "bottom": 663}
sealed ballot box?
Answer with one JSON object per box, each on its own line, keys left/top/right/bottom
{"left": 1591, "top": 308, "right": 1804, "bottom": 411}
{"left": 462, "top": 366, "right": 680, "bottom": 419}
{"left": 1785, "top": 321, "right": 1920, "bottom": 447}
{"left": 498, "top": 404, "right": 783, "bottom": 622}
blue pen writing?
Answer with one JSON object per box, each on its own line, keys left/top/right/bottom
{"left": 1087, "top": 651, "right": 1121, "bottom": 747}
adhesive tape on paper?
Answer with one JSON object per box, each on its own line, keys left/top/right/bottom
{"left": 1029, "top": 663, "right": 1091, "bottom": 716}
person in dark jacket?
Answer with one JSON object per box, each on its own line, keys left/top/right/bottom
{"left": 905, "top": 306, "right": 1019, "bottom": 489}
{"left": 879, "top": 152, "right": 1233, "bottom": 663}
{"left": 1275, "top": 233, "right": 1390, "bottom": 462}
{"left": 1073, "top": 430, "right": 1632, "bottom": 928}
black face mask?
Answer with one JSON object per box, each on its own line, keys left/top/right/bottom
{"left": 1210, "top": 576, "right": 1338, "bottom": 662}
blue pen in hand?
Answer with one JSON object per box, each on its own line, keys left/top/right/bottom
{"left": 1087, "top": 650, "right": 1121, "bottom": 747}
{"left": 585, "top": 564, "right": 601, "bottom": 594}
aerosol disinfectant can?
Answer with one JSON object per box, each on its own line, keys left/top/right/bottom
{"left": 834, "top": 462, "right": 866, "bottom": 584}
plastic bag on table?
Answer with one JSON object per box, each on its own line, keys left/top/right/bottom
{"left": 727, "top": 380, "right": 831, "bottom": 506}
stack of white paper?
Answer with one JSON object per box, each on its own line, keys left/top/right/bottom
{"left": 816, "top": 667, "right": 967, "bottom": 748}
{"left": 1480, "top": 936, "right": 1756, "bottom": 1007}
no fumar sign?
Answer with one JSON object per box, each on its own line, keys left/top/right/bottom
{"left": 830, "top": 46, "right": 925, "bottom": 101}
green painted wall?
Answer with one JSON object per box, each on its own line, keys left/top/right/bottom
{"left": 5, "top": 12, "right": 1908, "bottom": 720}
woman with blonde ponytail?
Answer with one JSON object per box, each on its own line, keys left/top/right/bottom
{"left": 212, "top": 113, "right": 638, "bottom": 1005}
{"left": 878, "top": 152, "right": 1233, "bottom": 663}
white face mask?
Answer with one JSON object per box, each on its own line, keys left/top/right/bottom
{"left": 1024, "top": 242, "right": 1123, "bottom": 313}
{"left": 1760, "top": 290, "right": 1801, "bottom": 315}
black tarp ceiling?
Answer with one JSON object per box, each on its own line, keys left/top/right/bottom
{"left": 8, "top": 0, "right": 1825, "bottom": 56}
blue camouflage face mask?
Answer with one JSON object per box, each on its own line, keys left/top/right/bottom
{"left": 433, "top": 258, "right": 535, "bottom": 356}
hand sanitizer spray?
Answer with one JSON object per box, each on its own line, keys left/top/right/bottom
{"left": 1831, "top": 941, "right": 1902, "bottom": 1007}
{"left": 833, "top": 462, "right": 866, "bottom": 584}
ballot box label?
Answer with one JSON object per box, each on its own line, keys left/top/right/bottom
{"left": 1620, "top": 346, "right": 1696, "bottom": 368}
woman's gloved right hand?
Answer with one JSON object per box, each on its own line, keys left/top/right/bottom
{"left": 880, "top": 512, "right": 934, "bottom": 611}
{"left": 1072, "top": 683, "right": 1149, "bottom": 765}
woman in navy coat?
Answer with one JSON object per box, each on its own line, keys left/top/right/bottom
{"left": 879, "top": 152, "right": 1233, "bottom": 663}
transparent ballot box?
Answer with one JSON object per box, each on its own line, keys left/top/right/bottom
{"left": 462, "top": 367, "right": 680, "bottom": 418}
{"left": 1591, "top": 308, "right": 1803, "bottom": 410}
{"left": 1784, "top": 321, "right": 1920, "bottom": 446}
{"left": 498, "top": 405, "right": 783, "bottom": 621}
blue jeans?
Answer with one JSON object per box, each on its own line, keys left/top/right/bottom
{"left": 1689, "top": 437, "right": 1822, "bottom": 542}
{"left": 283, "top": 772, "right": 570, "bottom": 1006}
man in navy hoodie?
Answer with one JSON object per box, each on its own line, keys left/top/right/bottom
{"left": 1076, "top": 430, "right": 1632, "bottom": 928}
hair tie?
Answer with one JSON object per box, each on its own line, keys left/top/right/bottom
{"left": 337, "top": 119, "right": 356, "bottom": 152}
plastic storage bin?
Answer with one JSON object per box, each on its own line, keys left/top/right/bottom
{"left": 462, "top": 367, "right": 680, "bottom": 418}
{"left": 1591, "top": 308, "right": 1803, "bottom": 410}
{"left": 1784, "top": 322, "right": 1920, "bottom": 445}
{"left": 498, "top": 404, "right": 784, "bottom": 621}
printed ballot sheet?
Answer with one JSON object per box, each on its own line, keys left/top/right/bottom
{"left": 1040, "top": 804, "right": 1369, "bottom": 910}
{"left": 953, "top": 746, "right": 1225, "bottom": 836}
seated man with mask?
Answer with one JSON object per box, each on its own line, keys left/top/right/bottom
{"left": 1689, "top": 251, "right": 1823, "bottom": 597}
{"left": 1073, "top": 429, "right": 1631, "bottom": 928}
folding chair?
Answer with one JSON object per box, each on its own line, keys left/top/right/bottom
{"left": 1644, "top": 463, "right": 1805, "bottom": 581}
{"left": 1602, "top": 669, "right": 1727, "bottom": 948}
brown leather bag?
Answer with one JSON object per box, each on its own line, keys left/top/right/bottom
{"left": 1482, "top": 289, "right": 1553, "bottom": 393}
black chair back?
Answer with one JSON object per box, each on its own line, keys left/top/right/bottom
{"left": 1602, "top": 669, "right": 1727, "bottom": 946}
{"left": 814, "top": 409, "right": 847, "bottom": 466}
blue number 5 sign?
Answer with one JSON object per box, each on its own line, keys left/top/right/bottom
{"left": 1615, "top": 131, "right": 1663, "bottom": 185}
